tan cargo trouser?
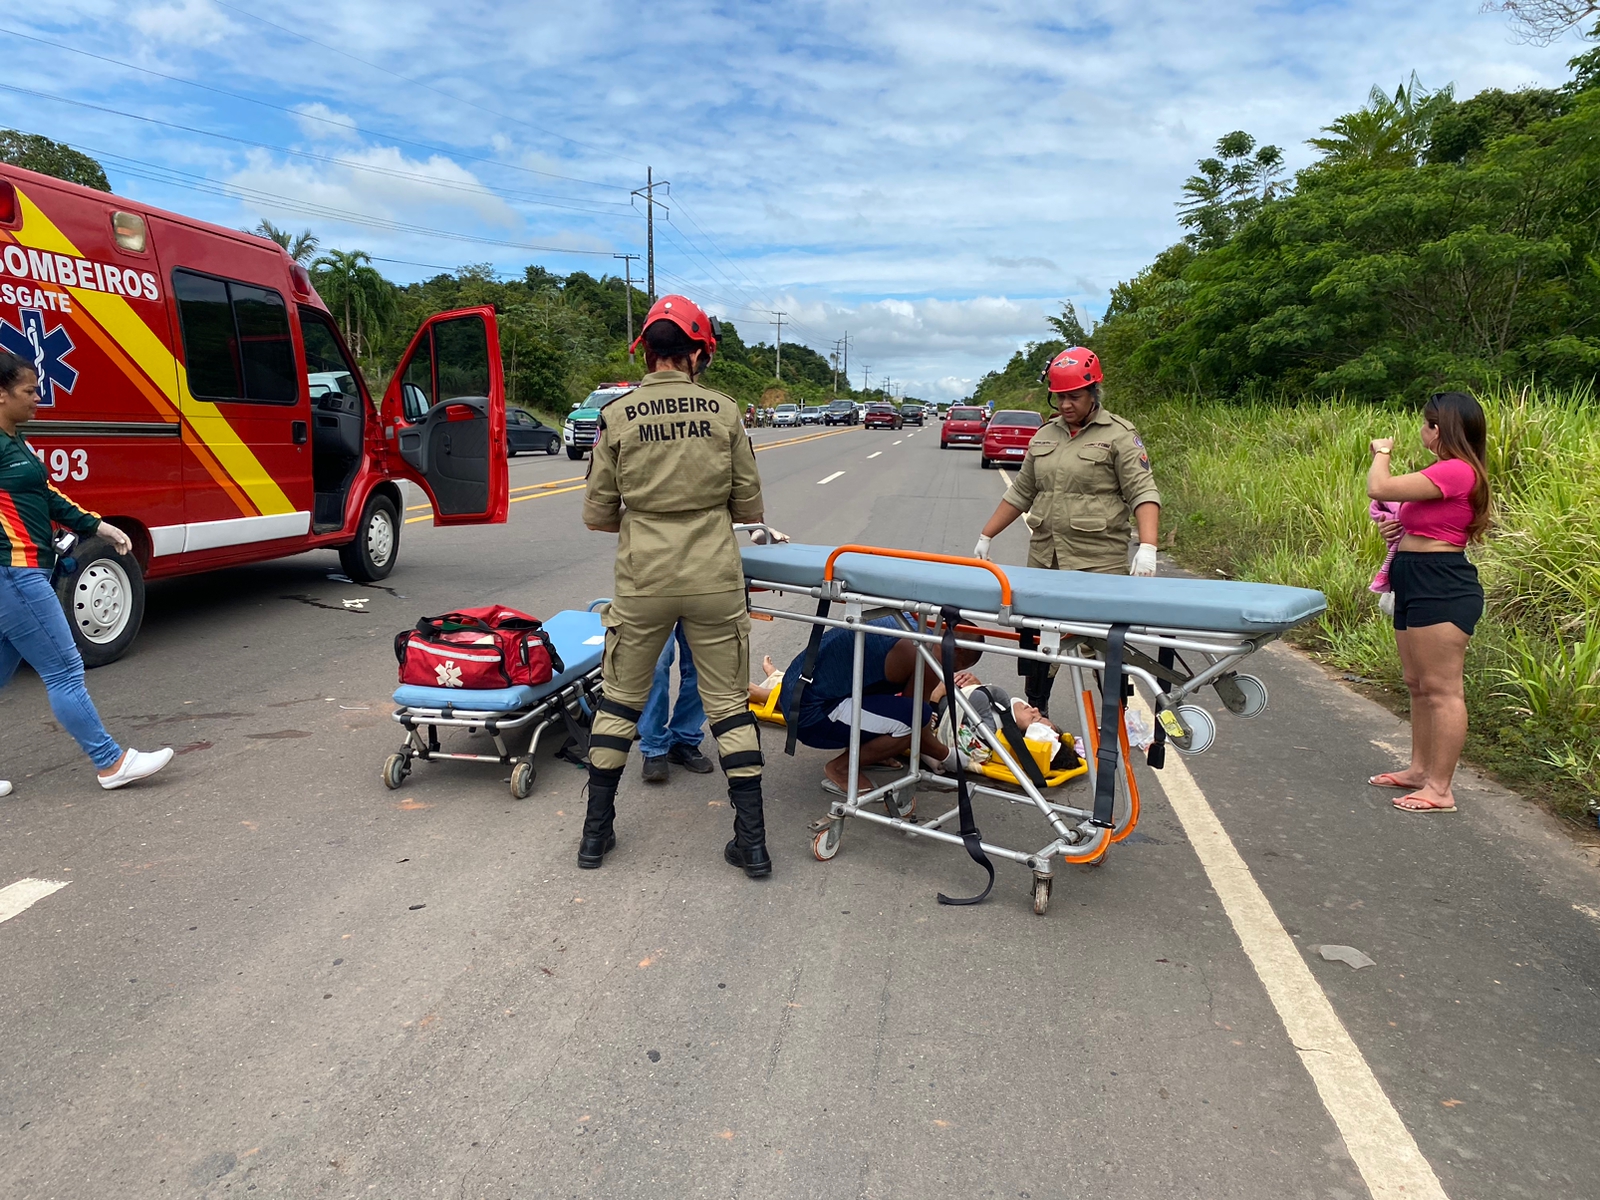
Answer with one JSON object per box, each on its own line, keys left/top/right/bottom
{"left": 1027, "top": 547, "right": 1125, "bottom": 679}
{"left": 588, "top": 590, "right": 761, "bottom": 779}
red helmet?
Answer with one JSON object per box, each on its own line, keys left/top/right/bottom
{"left": 1041, "top": 347, "right": 1103, "bottom": 393}
{"left": 630, "top": 294, "right": 719, "bottom": 357}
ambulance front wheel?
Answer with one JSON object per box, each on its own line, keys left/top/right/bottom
{"left": 566, "top": 447, "right": 585, "bottom": 460}
{"left": 57, "top": 536, "right": 145, "bottom": 668}
{"left": 340, "top": 494, "right": 399, "bottom": 582}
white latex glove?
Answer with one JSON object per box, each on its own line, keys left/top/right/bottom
{"left": 97, "top": 522, "right": 133, "bottom": 555}
{"left": 1130, "top": 543, "right": 1158, "bottom": 576}
{"left": 749, "top": 526, "right": 790, "bottom": 544}
{"left": 973, "top": 535, "right": 992, "bottom": 560}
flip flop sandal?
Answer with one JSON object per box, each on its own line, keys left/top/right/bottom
{"left": 1393, "top": 793, "right": 1457, "bottom": 813}
{"left": 1368, "top": 772, "right": 1415, "bottom": 788}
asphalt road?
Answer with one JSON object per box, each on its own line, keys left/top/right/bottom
{"left": 3, "top": 421, "right": 1599, "bottom": 1200}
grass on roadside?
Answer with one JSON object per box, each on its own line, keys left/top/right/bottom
{"left": 1120, "top": 384, "right": 1600, "bottom": 820}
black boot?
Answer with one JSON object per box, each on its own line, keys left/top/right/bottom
{"left": 1024, "top": 662, "right": 1053, "bottom": 720}
{"left": 578, "top": 766, "right": 621, "bottom": 869}
{"left": 723, "top": 776, "right": 772, "bottom": 878}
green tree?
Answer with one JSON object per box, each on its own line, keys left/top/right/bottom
{"left": 1177, "top": 131, "right": 1286, "bottom": 249}
{"left": 250, "top": 219, "right": 320, "bottom": 264}
{"left": 1307, "top": 75, "right": 1454, "bottom": 169}
{"left": 1045, "top": 301, "right": 1094, "bottom": 344}
{"left": 0, "top": 130, "right": 108, "bottom": 191}
{"left": 311, "top": 249, "right": 397, "bottom": 361}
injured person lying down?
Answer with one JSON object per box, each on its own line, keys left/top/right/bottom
{"left": 745, "top": 616, "right": 980, "bottom": 795}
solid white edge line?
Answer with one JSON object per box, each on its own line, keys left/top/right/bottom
{"left": 998, "top": 468, "right": 1013, "bottom": 486}
{"left": 0, "top": 877, "right": 71, "bottom": 925}
{"left": 817, "top": 471, "right": 845, "bottom": 485}
{"left": 1128, "top": 693, "right": 1449, "bottom": 1200}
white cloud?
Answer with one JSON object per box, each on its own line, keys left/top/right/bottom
{"left": 17, "top": 0, "right": 1587, "bottom": 390}
{"left": 292, "top": 103, "right": 360, "bottom": 142}
{"left": 129, "top": 0, "right": 233, "bottom": 45}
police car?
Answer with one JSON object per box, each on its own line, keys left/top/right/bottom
{"left": 562, "top": 382, "right": 636, "bottom": 459}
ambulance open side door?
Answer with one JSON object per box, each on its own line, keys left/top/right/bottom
{"left": 380, "top": 307, "right": 509, "bottom": 525}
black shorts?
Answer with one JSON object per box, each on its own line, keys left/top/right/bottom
{"left": 1390, "top": 551, "right": 1483, "bottom": 635}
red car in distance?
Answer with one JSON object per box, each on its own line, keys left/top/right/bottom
{"left": 980, "top": 409, "right": 1044, "bottom": 468}
{"left": 940, "top": 404, "right": 987, "bottom": 449}
{"left": 864, "top": 403, "right": 902, "bottom": 430}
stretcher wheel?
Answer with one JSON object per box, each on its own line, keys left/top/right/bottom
{"left": 812, "top": 822, "right": 842, "bottom": 861}
{"left": 883, "top": 788, "right": 916, "bottom": 820}
{"left": 510, "top": 759, "right": 536, "bottom": 800}
{"left": 1032, "top": 876, "right": 1052, "bottom": 915}
{"left": 1171, "top": 705, "right": 1217, "bottom": 755}
{"left": 382, "top": 753, "right": 409, "bottom": 790}
{"left": 1215, "top": 673, "right": 1268, "bottom": 719}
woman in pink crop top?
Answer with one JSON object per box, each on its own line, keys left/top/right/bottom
{"left": 1365, "top": 392, "right": 1491, "bottom": 814}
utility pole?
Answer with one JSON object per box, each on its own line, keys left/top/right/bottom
{"left": 830, "top": 339, "right": 842, "bottom": 394}
{"left": 840, "top": 331, "right": 850, "bottom": 391}
{"left": 613, "top": 252, "right": 640, "bottom": 362}
{"left": 631, "top": 168, "right": 670, "bottom": 301}
{"left": 862, "top": 365, "right": 871, "bottom": 393}
{"left": 769, "top": 311, "right": 786, "bottom": 380}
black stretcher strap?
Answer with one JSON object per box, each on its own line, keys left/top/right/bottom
{"left": 784, "top": 597, "right": 831, "bottom": 756}
{"left": 1091, "top": 624, "right": 1130, "bottom": 829}
{"left": 1146, "top": 645, "right": 1174, "bottom": 770}
{"left": 937, "top": 604, "right": 994, "bottom": 907}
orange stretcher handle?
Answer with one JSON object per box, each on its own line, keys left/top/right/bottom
{"left": 823, "top": 545, "right": 1014, "bottom": 607}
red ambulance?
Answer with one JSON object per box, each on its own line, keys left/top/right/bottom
{"left": 0, "top": 163, "right": 509, "bottom": 664}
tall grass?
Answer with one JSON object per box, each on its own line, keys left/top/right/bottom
{"left": 1122, "top": 384, "right": 1600, "bottom": 819}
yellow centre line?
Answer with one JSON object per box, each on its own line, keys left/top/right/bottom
{"left": 406, "top": 427, "right": 853, "bottom": 524}
{"left": 406, "top": 475, "right": 588, "bottom": 512}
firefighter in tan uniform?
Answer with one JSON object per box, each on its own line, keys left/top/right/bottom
{"left": 580, "top": 295, "right": 773, "bottom": 877}
{"left": 972, "top": 347, "right": 1161, "bottom": 713}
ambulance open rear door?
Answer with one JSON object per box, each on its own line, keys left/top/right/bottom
{"left": 380, "top": 306, "right": 509, "bottom": 525}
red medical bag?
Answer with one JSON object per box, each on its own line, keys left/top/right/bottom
{"left": 395, "top": 605, "right": 564, "bottom": 690}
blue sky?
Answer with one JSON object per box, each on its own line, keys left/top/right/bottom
{"left": 2, "top": 1, "right": 1586, "bottom": 399}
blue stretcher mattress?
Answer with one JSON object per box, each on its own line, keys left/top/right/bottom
{"left": 741, "top": 544, "right": 1326, "bottom": 636}
{"left": 393, "top": 608, "right": 606, "bottom": 712}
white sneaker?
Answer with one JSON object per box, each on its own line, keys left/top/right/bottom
{"left": 98, "top": 747, "right": 174, "bottom": 790}
{"left": 0, "top": 780, "right": 11, "bottom": 797}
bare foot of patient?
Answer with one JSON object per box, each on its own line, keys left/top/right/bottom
{"left": 824, "top": 756, "right": 871, "bottom": 795}
{"left": 762, "top": 655, "right": 777, "bottom": 677}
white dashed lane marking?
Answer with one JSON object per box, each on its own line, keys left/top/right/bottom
{"left": 892, "top": 440, "right": 902, "bottom": 445}
{"left": 817, "top": 471, "right": 845, "bottom": 485}
{"left": 867, "top": 451, "right": 882, "bottom": 459}
{"left": 0, "top": 878, "right": 71, "bottom": 926}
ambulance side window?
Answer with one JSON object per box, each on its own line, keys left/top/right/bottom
{"left": 433, "top": 316, "right": 490, "bottom": 401}
{"left": 401, "top": 333, "right": 433, "bottom": 421}
{"left": 173, "top": 268, "right": 297, "bottom": 404}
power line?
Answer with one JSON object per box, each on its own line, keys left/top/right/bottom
{"left": 73, "top": 143, "right": 621, "bottom": 257}
{"left": 0, "top": 24, "right": 632, "bottom": 194}
{"left": 0, "top": 83, "right": 638, "bottom": 220}
{"left": 210, "top": 0, "right": 646, "bottom": 168}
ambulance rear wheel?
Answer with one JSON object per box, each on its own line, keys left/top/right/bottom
{"left": 340, "top": 494, "right": 399, "bottom": 582}
{"left": 57, "top": 537, "right": 145, "bottom": 668}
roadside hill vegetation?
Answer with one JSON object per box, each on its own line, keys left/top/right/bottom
{"left": 967, "top": 45, "right": 1600, "bottom": 819}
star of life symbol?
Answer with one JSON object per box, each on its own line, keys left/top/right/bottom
{"left": 435, "top": 660, "right": 464, "bottom": 687}
{"left": 0, "top": 308, "right": 78, "bottom": 407}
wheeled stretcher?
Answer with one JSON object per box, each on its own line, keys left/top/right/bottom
{"left": 740, "top": 542, "right": 1326, "bottom": 913}
{"left": 383, "top": 602, "right": 608, "bottom": 799}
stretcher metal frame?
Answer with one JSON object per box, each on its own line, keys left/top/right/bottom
{"left": 383, "top": 600, "right": 607, "bottom": 800}
{"left": 744, "top": 543, "right": 1283, "bottom": 915}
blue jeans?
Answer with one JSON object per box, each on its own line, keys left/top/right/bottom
{"left": 637, "top": 623, "right": 706, "bottom": 758}
{"left": 0, "top": 566, "right": 122, "bottom": 769}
